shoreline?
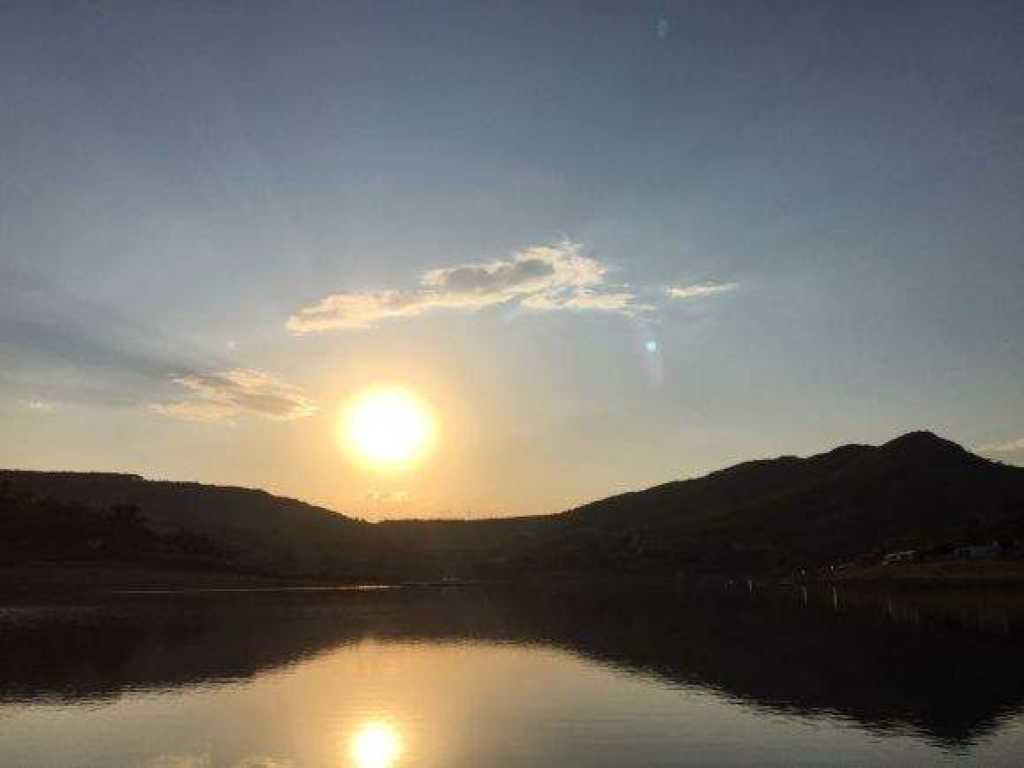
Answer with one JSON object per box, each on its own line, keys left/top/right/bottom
{"left": 4, "top": 559, "right": 1024, "bottom": 601}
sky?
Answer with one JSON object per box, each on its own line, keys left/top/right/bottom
{"left": 2, "top": 1, "right": 1023, "bottom": 519}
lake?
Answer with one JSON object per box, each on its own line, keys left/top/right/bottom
{"left": 2, "top": 585, "right": 1023, "bottom": 767}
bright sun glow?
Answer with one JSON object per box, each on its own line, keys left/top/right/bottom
{"left": 350, "top": 722, "right": 403, "bottom": 768}
{"left": 341, "top": 388, "right": 436, "bottom": 468}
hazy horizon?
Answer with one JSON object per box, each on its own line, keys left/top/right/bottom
{"left": 0, "top": 427, "right": 998, "bottom": 521}
{"left": 3, "top": 2, "right": 1023, "bottom": 519}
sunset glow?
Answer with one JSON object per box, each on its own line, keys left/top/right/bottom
{"left": 349, "top": 722, "right": 403, "bottom": 768}
{"left": 341, "top": 388, "right": 436, "bottom": 469}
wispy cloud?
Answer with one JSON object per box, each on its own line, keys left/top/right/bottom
{"left": 521, "top": 288, "right": 639, "bottom": 313}
{"left": 233, "top": 758, "right": 296, "bottom": 768}
{"left": 667, "top": 281, "right": 740, "bottom": 300}
{"left": 365, "top": 489, "right": 411, "bottom": 504}
{"left": 22, "top": 399, "right": 57, "bottom": 413}
{"left": 152, "top": 369, "right": 318, "bottom": 424}
{"left": 142, "top": 757, "right": 211, "bottom": 768}
{"left": 141, "top": 757, "right": 293, "bottom": 768}
{"left": 978, "top": 437, "right": 1024, "bottom": 454}
{"left": 286, "top": 241, "right": 647, "bottom": 333}
{"left": 0, "top": 265, "right": 211, "bottom": 409}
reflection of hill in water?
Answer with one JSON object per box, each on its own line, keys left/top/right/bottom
{"left": 2, "top": 587, "right": 1023, "bottom": 747}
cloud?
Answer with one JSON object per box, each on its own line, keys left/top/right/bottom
{"left": 521, "top": 288, "right": 640, "bottom": 313}
{"left": 22, "top": 399, "right": 57, "bottom": 413}
{"left": 0, "top": 265, "right": 212, "bottom": 409}
{"left": 142, "top": 757, "right": 211, "bottom": 768}
{"left": 286, "top": 241, "right": 646, "bottom": 333}
{"left": 152, "top": 369, "right": 318, "bottom": 424}
{"left": 142, "top": 757, "right": 291, "bottom": 768}
{"left": 233, "top": 758, "right": 295, "bottom": 768}
{"left": 365, "top": 490, "right": 411, "bottom": 504}
{"left": 978, "top": 437, "right": 1024, "bottom": 454}
{"left": 667, "top": 281, "right": 740, "bottom": 300}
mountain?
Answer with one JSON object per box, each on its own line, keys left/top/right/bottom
{"left": 549, "top": 431, "right": 1024, "bottom": 573}
{"left": 3, "top": 431, "right": 1023, "bottom": 582}
{"left": 377, "top": 431, "right": 1024, "bottom": 578}
{"left": 0, "top": 471, "right": 384, "bottom": 577}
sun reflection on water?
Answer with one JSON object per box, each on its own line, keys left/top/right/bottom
{"left": 349, "top": 721, "right": 403, "bottom": 768}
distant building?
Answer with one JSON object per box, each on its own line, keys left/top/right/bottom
{"left": 954, "top": 542, "right": 1002, "bottom": 561}
{"left": 882, "top": 550, "right": 917, "bottom": 565}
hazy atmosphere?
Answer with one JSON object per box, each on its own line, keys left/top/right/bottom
{"left": 2, "top": 1, "right": 1022, "bottom": 519}
{"left": 6, "top": 5, "right": 1024, "bottom": 768}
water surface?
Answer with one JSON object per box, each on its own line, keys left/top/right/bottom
{"left": 2, "top": 586, "right": 1023, "bottom": 767}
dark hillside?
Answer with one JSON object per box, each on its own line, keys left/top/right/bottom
{"left": 558, "top": 431, "right": 1024, "bottom": 573}
{"left": 4, "top": 432, "right": 1023, "bottom": 582}
{"left": 0, "top": 471, "right": 382, "bottom": 577}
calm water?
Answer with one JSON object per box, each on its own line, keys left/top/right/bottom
{"left": 2, "top": 585, "right": 1024, "bottom": 767}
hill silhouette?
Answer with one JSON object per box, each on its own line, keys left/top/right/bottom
{"left": 548, "top": 430, "right": 1024, "bottom": 574}
{"left": 0, "top": 472, "right": 383, "bottom": 578}
{"left": 3, "top": 431, "right": 1023, "bottom": 583}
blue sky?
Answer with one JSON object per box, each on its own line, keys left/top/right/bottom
{"left": 2, "top": 1, "right": 1022, "bottom": 517}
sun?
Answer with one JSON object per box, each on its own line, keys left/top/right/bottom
{"left": 341, "top": 388, "right": 436, "bottom": 469}
{"left": 349, "top": 722, "right": 403, "bottom": 768}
